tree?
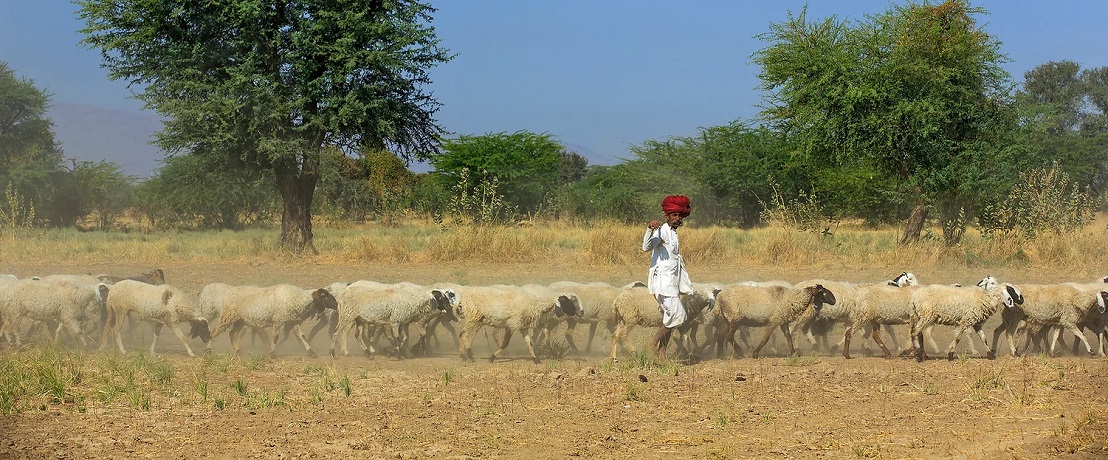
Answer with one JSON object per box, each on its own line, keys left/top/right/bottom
{"left": 1015, "top": 62, "right": 1108, "bottom": 195}
{"left": 754, "top": 1, "right": 1015, "bottom": 244}
{"left": 0, "top": 61, "right": 66, "bottom": 223}
{"left": 139, "top": 154, "right": 277, "bottom": 230}
{"left": 431, "top": 131, "right": 566, "bottom": 215}
{"left": 79, "top": 1, "right": 453, "bottom": 252}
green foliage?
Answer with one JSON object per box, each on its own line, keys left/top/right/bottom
{"left": 979, "top": 167, "right": 1099, "bottom": 237}
{"left": 754, "top": 1, "right": 1017, "bottom": 242}
{"left": 79, "top": 0, "right": 453, "bottom": 250}
{"left": 0, "top": 61, "right": 63, "bottom": 174}
{"left": 433, "top": 131, "right": 566, "bottom": 215}
{"left": 0, "top": 183, "right": 36, "bottom": 233}
{"left": 137, "top": 155, "right": 277, "bottom": 230}
{"left": 446, "top": 167, "right": 518, "bottom": 225}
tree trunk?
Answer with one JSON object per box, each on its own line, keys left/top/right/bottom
{"left": 275, "top": 160, "right": 319, "bottom": 255}
{"left": 900, "top": 204, "right": 927, "bottom": 245}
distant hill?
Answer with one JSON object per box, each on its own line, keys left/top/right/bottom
{"left": 48, "top": 103, "right": 164, "bottom": 179}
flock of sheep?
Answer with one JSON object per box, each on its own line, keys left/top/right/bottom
{"left": 1, "top": 269, "right": 1106, "bottom": 364}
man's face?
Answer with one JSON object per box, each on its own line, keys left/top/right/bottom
{"left": 666, "top": 212, "right": 684, "bottom": 228}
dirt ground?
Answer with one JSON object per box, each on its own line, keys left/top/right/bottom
{"left": 2, "top": 261, "right": 1107, "bottom": 459}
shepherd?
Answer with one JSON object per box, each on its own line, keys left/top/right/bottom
{"left": 643, "top": 194, "right": 694, "bottom": 360}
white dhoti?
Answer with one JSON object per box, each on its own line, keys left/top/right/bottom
{"left": 656, "top": 294, "right": 686, "bottom": 328}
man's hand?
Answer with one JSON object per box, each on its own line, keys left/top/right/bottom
{"left": 648, "top": 220, "right": 660, "bottom": 230}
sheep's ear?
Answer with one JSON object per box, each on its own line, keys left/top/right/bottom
{"left": 1005, "top": 285, "right": 1023, "bottom": 305}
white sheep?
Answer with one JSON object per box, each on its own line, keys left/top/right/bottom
{"left": 330, "top": 281, "right": 455, "bottom": 359}
{"left": 457, "top": 284, "right": 580, "bottom": 364}
{"left": 989, "top": 283, "right": 1107, "bottom": 357}
{"left": 793, "top": 272, "right": 921, "bottom": 356}
{"left": 407, "top": 282, "right": 463, "bottom": 355}
{"left": 608, "top": 283, "right": 720, "bottom": 361}
{"left": 101, "top": 280, "right": 211, "bottom": 357}
{"left": 0, "top": 279, "right": 104, "bottom": 347}
{"left": 207, "top": 283, "right": 338, "bottom": 357}
{"left": 909, "top": 276, "right": 1023, "bottom": 361}
{"left": 714, "top": 283, "right": 836, "bottom": 358}
{"left": 546, "top": 281, "right": 644, "bottom": 354}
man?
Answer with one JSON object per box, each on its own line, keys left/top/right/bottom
{"left": 643, "top": 195, "right": 693, "bottom": 359}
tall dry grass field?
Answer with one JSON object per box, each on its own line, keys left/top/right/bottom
{"left": 3, "top": 217, "right": 1107, "bottom": 280}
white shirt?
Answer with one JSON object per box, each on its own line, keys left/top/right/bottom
{"left": 643, "top": 223, "right": 691, "bottom": 297}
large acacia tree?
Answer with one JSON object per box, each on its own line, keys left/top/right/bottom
{"left": 754, "top": 0, "right": 1014, "bottom": 244}
{"left": 79, "top": 0, "right": 452, "bottom": 252}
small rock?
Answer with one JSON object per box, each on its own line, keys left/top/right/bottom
{"left": 574, "top": 367, "right": 596, "bottom": 377}
{"left": 638, "top": 374, "right": 649, "bottom": 383}
{"left": 735, "top": 374, "right": 747, "bottom": 382}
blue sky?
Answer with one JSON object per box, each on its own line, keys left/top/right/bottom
{"left": 1, "top": 1, "right": 1106, "bottom": 169}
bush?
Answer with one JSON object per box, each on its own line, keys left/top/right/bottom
{"left": 979, "top": 167, "right": 1101, "bottom": 238}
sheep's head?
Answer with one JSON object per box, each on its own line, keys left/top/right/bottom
{"left": 189, "top": 318, "right": 211, "bottom": 343}
{"left": 1096, "top": 291, "right": 1107, "bottom": 314}
{"left": 145, "top": 268, "right": 166, "bottom": 285}
{"left": 810, "top": 284, "right": 836, "bottom": 312}
{"left": 311, "top": 288, "right": 339, "bottom": 314}
{"left": 557, "top": 293, "right": 582, "bottom": 318}
{"left": 1002, "top": 284, "right": 1024, "bottom": 309}
{"left": 976, "top": 275, "right": 999, "bottom": 291}
{"left": 889, "top": 272, "right": 919, "bottom": 287}
{"left": 430, "top": 289, "right": 458, "bottom": 322}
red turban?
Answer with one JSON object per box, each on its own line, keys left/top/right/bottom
{"left": 661, "top": 195, "right": 691, "bottom": 217}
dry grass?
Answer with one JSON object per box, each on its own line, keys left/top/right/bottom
{"left": 4, "top": 217, "right": 1108, "bottom": 277}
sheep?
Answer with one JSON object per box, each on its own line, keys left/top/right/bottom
{"left": 608, "top": 283, "right": 720, "bottom": 362}
{"left": 989, "top": 283, "right": 1107, "bottom": 357}
{"left": 457, "top": 284, "right": 580, "bottom": 364}
{"left": 845, "top": 284, "right": 920, "bottom": 359}
{"left": 909, "top": 276, "right": 1023, "bottom": 362}
{"left": 544, "top": 281, "right": 644, "bottom": 354}
{"left": 713, "top": 283, "right": 836, "bottom": 359}
{"left": 207, "top": 283, "right": 338, "bottom": 357}
{"left": 0, "top": 279, "right": 104, "bottom": 348}
{"left": 793, "top": 272, "right": 920, "bottom": 355}
{"left": 407, "top": 282, "right": 464, "bottom": 355}
{"left": 101, "top": 280, "right": 211, "bottom": 357}
{"left": 97, "top": 268, "right": 166, "bottom": 285}
{"left": 330, "top": 281, "right": 455, "bottom": 359}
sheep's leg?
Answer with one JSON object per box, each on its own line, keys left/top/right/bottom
{"left": 609, "top": 322, "right": 635, "bottom": 361}
{"left": 990, "top": 321, "right": 1010, "bottom": 357}
{"left": 227, "top": 322, "right": 245, "bottom": 357}
{"left": 563, "top": 318, "right": 581, "bottom": 353}
{"left": 489, "top": 328, "right": 513, "bottom": 363}
{"left": 60, "top": 318, "right": 90, "bottom": 347}
{"left": 923, "top": 325, "right": 942, "bottom": 355}
{"left": 395, "top": 323, "right": 409, "bottom": 360}
{"left": 150, "top": 323, "right": 163, "bottom": 355}
{"left": 166, "top": 322, "right": 196, "bottom": 357}
{"left": 971, "top": 324, "right": 995, "bottom": 359}
{"left": 780, "top": 323, "right": 798, "bottom": 356}
{"left": 287, "top": 324, "right": 316, "bottom": 358}
{"left": 1065, "top": 325, "right": 1095, "bottom": 355}
{"left": 841, "top": 322, "right": 855, "bottom": 359}
{"left": 522, "top": 328, "right": 542, "bottom": 364}
{"left": 882, "top": 324, "right": 905, "bottom": 354}
{"left": 458, "top": 322, "right": 479, "bottom": 362}
{"left": 585, "top": 322, "right": 600, "bottom": 353}
{"left": 304, "top": 316, "right": 330, "bottom": 344}
{"left": 910, "top": 318, "right": 928, "bottom": 362}
{"left": 113, "top": 318, "right": 128, "bottom": 354}
{"left": 869, "top": 323, "right": 893, "bottom": 358}
{"left": 944, "top": 325, "right": 971, "bottom": 360}
{"left": 751, "top": 325, "right": 776, "bottom": 359}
